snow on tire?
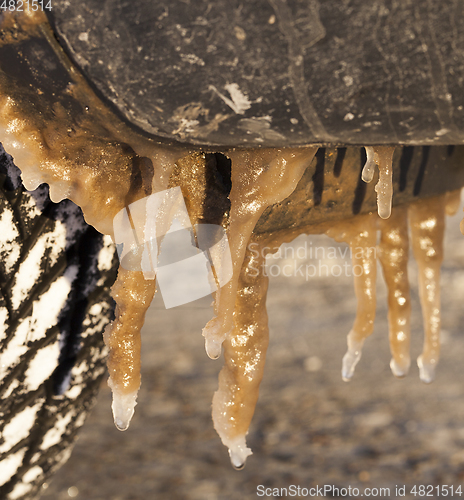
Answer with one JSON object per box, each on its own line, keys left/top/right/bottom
{"left": 0, "top": 145, "right": 118, "bottom": 500}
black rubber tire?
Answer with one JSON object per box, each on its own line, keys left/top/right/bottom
{"left": 46, "top": 0, "right": 464, "bottom": 147}
{"left": 0, "top": 145, "right": 118, "bottom": 500}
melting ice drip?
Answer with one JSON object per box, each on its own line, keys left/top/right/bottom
{"left": 362, "top": 146, "right": 396, "bottom": 219}
{"left": 201, "top": 148, "right": 318, "bottom": 360}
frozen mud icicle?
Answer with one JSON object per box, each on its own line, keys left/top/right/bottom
{"left": 361, "top": 146, "right": 396, "bottom": 219}
{"left": 202, "top": 147, "right": 318, "bottom": 359}
{"left": 212, "top": 244, "right": 269, "bottom": 468}
{"left": 361, "top": 146, "right": 376, "bottom": 183}
{"left": 103, "top": 267, "right": 157, "bottom": 430}
{"left": 378, "top": 205, "right": 411, "bottom": 377}
{"left": 374, "top": 147, "right": 395, "bottom": 219}
{"left": 326, "top": 213, "right": 378, "bottom": 381}
{"left": 409, "top": 195, "right": 446, "bottom": 384}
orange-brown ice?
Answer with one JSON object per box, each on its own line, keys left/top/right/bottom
{"left": 212, "top": 244, "right": 269, "bottom": 469}
{"left": 104, "top": 267, "right": 156, "bottom": 430}
{"left": 409, "top": 195, "right": 446, "bottom": 383}
{"left": 326, "top": 213, "right": 378, "bottom": 380}
{"left": 378, "top": 205, "right": 411, "bottom": 377}
{"left": 0, "top": 36, "right": 316, "bottom": 442}
{"left": 362, "top": 146, "right": 396, "bottom": 219}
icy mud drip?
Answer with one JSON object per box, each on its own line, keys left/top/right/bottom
{"left": 103, "top": 268, "right": 157, "bottom": 430}
{"left": 201, "top": 147, "right": 317, "bottom": 359}
{"left": 212, "top": 244, "right": 269, "bottom": 469}
{"left": 379, "top": 190, "right": 460, "bottom": 381}
{"left": 409, "top": 196, "right": 446, "bottom": 383}
{"left": 362, "top": 146, "right": 396, "bottom": 219}
{"left": 325, "top": 213, "right": 378, "bottom": 381}
{"left": 378, "top": 205, "right": 411, "bottom": 377}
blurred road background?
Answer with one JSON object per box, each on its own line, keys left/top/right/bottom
{"left": 41, "top": 204, "right": 464, "bottom": 500}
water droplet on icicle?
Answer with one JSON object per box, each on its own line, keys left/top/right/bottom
{"left": 211, "top": 243, "right": 269, "bottom": 469}
{"left": 417, "top": 355, "right": 436, "bottom": 384}
{"left": 204, "top": 326, "right": 223, "bottom": 360}
{"left": 111, "top": 389, "right": 138, "bottom": 431}
{"left": 378, "top": 205, "right": 411, "bottom": 378}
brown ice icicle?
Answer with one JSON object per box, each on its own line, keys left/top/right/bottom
{"left": 202, "top": 147, "right": 318, "bottom": 359}
{"left": 361, "top": 146, "right": 396, "bottom": 219}
{"left": 326, "top": 212, "right": 378, "bottom": 381}
{"left": 378, "top": 205, "right": 411, "bottom": 377}
{"left": 103, "top": 267, "right": 157, "bottom": 430}
{"left": 361, "top": 146, "right": 376, "bottom": 183}
{"left": 212, "top": 244, "right": 269, "bottom": 469}
{"left": 409, "top": 195, "right": 446, "bottom": 383}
